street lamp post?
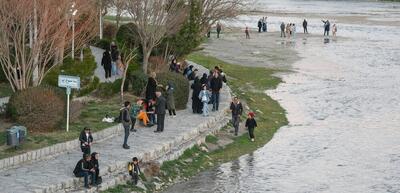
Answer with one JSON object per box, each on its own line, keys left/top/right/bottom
{"left": 71, "top": 4, "right": 78, "bottom": 59}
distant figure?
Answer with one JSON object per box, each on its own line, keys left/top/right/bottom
{"left": 245, "top": 27, "right": 250, "bottom": 39}
{"left": 322, "top": 20, "right": 330, "bottom": 36}
{"left": 199, "top": 84, "right": 211, "bottom": 117}
{"left": 262, "top": 17, "right": 267, "bottom": 32}
{"left": 79, "top": 127, "right": 93, "bottom": 155}
{"left": 280, "top": 22, "right": 286, "bottom": 37}
{"left": 303, "top": 19, "right": 308, "bottom": 33}
{"left": 230, "top": 97, "right": 243, "bottom": 136}
{"left": 154, "top": 91, "right": 166, "bottom": 133}
{"left": 145, "top": 72, "right": 157, "bottom": 101}
{"left": 245, "top": 112, "right": 257, "bottom": 142}
{"left": 216, "top": 22, "right": 222, "bottom": 38}
{"left": 90, "top": 152, "right": 101, "bottom": 184}
{"left": 166, "top": 82, "right": 176, "bottom": 117}
{"left": 121, "top": 101, "right": 132, "bottom": 149}
{"left": 258, "top": 19, "right": 262, "bottom": 33}
{"left": 101, "top": 50, "right": 112, "bottom": 80}
{"left": 286, "top": 23, "right": 291, "bottom": 38}
{"left": 110, "top": 42, "right": 119, "bottom": 76}
{"left": 332, "top": 24, "right": 337, "bottom": 37}
{"left": 293, "top": 24, "right": 297, "bottom": 38}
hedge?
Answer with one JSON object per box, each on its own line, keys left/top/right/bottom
{"left": 157, "top": 72, "right": 189, "bottom": 110}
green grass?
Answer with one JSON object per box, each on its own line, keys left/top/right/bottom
{"left": 0, "top": 83, "right": 12, "bottom": 98}
{"left": 205, "top": 134, "right": 218, "bottom": 144}
{"left": 104, "top": 15, "right": 132, "bottom": 22}
{"left": 0, "top": 95, "right": 123, "bottom": 159}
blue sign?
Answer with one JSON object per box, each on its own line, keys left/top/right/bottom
{"left": 58, "top": 75, "right": 80, "bottom": 89}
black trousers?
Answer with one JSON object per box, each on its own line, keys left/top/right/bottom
{"left": 131, "top": 173, "right": 139, "bottom": 185}
{"left": 156, "top": 114, "right": 165, "bottom": 131}
{"left": 81, "top": 146, "right": 90, "bottom": 155}
{"left": 130, "top": 118, "right": 137, "bottom": 131}
{"left": 248, "top": 127, "right": 255, "bottom": 139}
{"left": 104, "top": 67, "right": 111, "bottom": 78}
{"left": 168, "top": 109, "right": 176, "bottom": 116}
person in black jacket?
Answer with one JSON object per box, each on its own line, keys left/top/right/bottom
{"left": 110, "top": 42, "right": 119, "bottom": 75}
{"left": 79, "top": 127, "right": 93, "bottom": 155}
{"left": 258, "top": 19, "right": 262, "bottom": 33}
{"left": 303, "top": 19, "right": 308, "bottom": 34}
{"left": 191, "top": 77, "right": 203, "bottom": 114}
{"left": 200, "top": 73, "right": 208, "bottom": 87}
{"left": 210, "top": 72, "right": 223, "bottom": 111}
{"left": 154, "top": 92, "right": 166, "bottom": 133}
{"left": 73, "top": 154, "right": 96, "bottom": 188}
{"left": 245, "top": 112, "right": 257, "bottom": 141}
{"left": 90, "top": 152, "right": 101, "bottom": 184}
{"left": 121, "top": 101, "right": 132, "bottom": 149}
{"left": 230, "top": 97, "right": 243, "bottom": 136}
{"left": 101, "top": 50, "right": 112, "bottom": 80}
{"left": 128, "top": 157, "right": 141, "bottom": 185}
{"left": 145, "top": 72, "right": 158, "bottom": 101}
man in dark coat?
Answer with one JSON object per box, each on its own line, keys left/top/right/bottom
{"left": 121, "top": 101, "right": 132, "bottom": 149}
{"left": 210, "top": 72, "right": 223, "bottom": 111}
{"left": 303, "top": 19, "right": 308, "bottom": 33}
{"left": 258, "top": 19, "right": 262, "bottom": 33}
{"left": 101, "top": 50, "right": 112, "bottom": 79}
{"left": 230, "top": 97, "right": 243, "bottom": 136}
{"left": 73, "top": 154, "right": 96, "bottom": 189}
{"left": 154, "top": 91, "right": 166, "bottom": 132}
{"left": 191, "top": 77, "right": 203, "bottom": 114}
{"left": 146, "top": 72, "right": 157, "bottom": 101}
{"left": 79, "top": 127, "right": 93, "bottom": 155}
{"left": 280, "top": 22, "right": 286, "bottom": 37}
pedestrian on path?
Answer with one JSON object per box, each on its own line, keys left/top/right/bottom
{"left": 145, "top": 72, "right": 158, "bottom": 101}
{"left": 121, "top": 101, "right": 132, "bottom": 149}
{"left": 166, "top": 82, "right": 176, "bottom": 117}
{"left": 73, "top": 154, "right": 96, "bottom": 189}
{"left": 303, "top": 19, "right": 308, "bottom": 33}
{"left": 245, "top": 27, "right": 250, "bottom": 39}
{"left": 230, "top": 97, "right": 243, "bottom": 136}
{"left": 154, "top": 91, "right": 166, "bottom": 133}
{"left": 280, "top": 22, "right": 286, "bottom": 37}
{"left": 199, "top": 84, "right": 211, "bottom": 116}
{"left": 128, "top": 157, "right": 141, "bottom": 185}
{"left": 79, "top": 127, "right": 93, "bottom": 155}
{"left": 216, "top": 22, "right": 222, "bottom": 38}
{"left": 245, "top": 112, "right": 257, "bottom": 142}
{"left": 258, "top": 19, "right": 262, "bottom": 33}
{"left": 210, "top": 71, "right": 223, "bottom": 111}
{"left": 90, "top": 152, "right": 101, "bottom": 185}
{"left": 111, "top": 42, "right": 120, "bottom": 76}
{"left": 101, "top": 50, "right": 112, "bottom": 80}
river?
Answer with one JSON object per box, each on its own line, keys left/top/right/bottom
{"left": 163, "top": 0, "right": 400, "bottom": 192}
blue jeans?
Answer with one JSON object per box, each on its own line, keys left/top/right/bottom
{"left": 202, "top": 102, "right": 209, "bottom": 116}
{"left": 123, "top": 123, "right": 130, "bottom": 146}
{"left": 211, "top": 92, "right": 220, "bottom": 111}
{"left": 77, "top": 171, "right": 95, "bottom": 187}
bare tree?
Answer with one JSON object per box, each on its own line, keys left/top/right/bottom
{"left": 199, "top": 0, "right": 243, "bottom": 32}
{"left": 96, "top": 0, "right": 111, "bottom": 39}
{"left": 119, "top": 47, "right": 137, "bottom": 102}
{"left": 111, "top": 0, "right": 126, "bottom": 29}
{"left": 125, "top": 0, "right": 187, "bottom": 73}
{"left": 0, "top": 0, "right": 98, "bottom": 91}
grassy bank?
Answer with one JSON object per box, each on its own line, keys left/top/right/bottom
{"left": 104, "top": 53, "right": 288, "bottom": 192}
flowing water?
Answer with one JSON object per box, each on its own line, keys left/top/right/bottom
{"left": 163, "top": 0, "right": 400, "bottom": 192}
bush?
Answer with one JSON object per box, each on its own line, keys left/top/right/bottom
{"left": 0, "top": 68, "right": 6, "bottom": 83}
{"left": 43, "top": 48, "right": 98, "bottom": 97}
{"left": 94, "top": 38, "right": 111, "bottom": 50}
{"left": 103, "top": 22, "right": 118, "bottom": 40}
{"left": 96, "top": 78, "right": 128, "bottom": 98}
{"left": 7, "top": 86, "right": 65, "bottom": 132}
{"left": 128, "top": 70, "right": 148, "bottom": 96}
{"left": 157, "top": 72, "right": 189, "bottom": 110}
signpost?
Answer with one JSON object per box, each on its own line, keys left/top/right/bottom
{"left": 58, "top": 75, "right": 80, "bottom": 132}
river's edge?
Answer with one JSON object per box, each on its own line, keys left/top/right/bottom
{"left": 105, "top": 52, "right": 292, "bottom": 192}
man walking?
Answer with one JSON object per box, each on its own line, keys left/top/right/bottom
{"left": 230, "top": 97, "right": 243, "bottom": 136}
{"left": 303, "top": 19, "right": 308, "bottom": 33}
{"left": 121, "top": 101, "right": 132, "bottom": 149}
{"left": 210, "top": 71, "right": 223, "bottom": 111}
{"left": 154, "top": 91, "right": 166, "bottom": 133}
{"left": 280, "top": 22, "right": 286, "bottom": 37}
{"left": 216, "top": 22, "right": 222, "bottom": 38}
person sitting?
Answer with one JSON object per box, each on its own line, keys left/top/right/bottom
{"left": 146, "top": 99, "right": 156, "bottom": 126}
{"left": 73, "top": 154, "right": 96, "bottom": 189}
{"left": 183, "top": 65, "right": 194, "bottom": 78}
{"left": 90, "top": 152, "right": 101, "bottom": 184}
{"left": 128, "top": 157, "right": 141, "bottom": 185}
{"left": 79, "top": 127, "right": 93, "bottom": 155}
{"left": 130, "top": 99, "right": 142, "bottom": 132}
{"left": 136, "top": 100, "right": 150, "bottom": 126}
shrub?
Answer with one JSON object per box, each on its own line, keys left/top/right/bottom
{"left": 94, "top": 38, "right": 111, "bottom": 50}
{"left": 157, "top": 72, "right": 189, "bottom": 110}
{"left": 7, "top": 86, "right": 65, "bottom": 132}
{"left": 128, "top": 70, "right": 148, "bottom": 96}
{"left": 43, "top": 48, "right": 98, "bottom": 97}
{"left": 0, "top": 68, "right": 6, "bottom": 83}
{"left": 103, "top": 22, "right": 118, "bottom": 40}
{"left": 96, "top": 78, "right": 127, "bottom": 98}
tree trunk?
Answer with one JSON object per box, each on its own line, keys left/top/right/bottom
{"left": 99, "top": 7, "right": 103, "bottom": 39}
{"left": 116, "top": 8, "right": 121, "bottom": 29}
{"left": 120, "top": 63, "right": 129, "bottom": 103}
{"left": 142, "top": 47, "right": 151, "bottom": 74}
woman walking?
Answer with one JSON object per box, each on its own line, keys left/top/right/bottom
{"left": 191, "top": 77, "right": 203, "bottom": 114}
{"left": 145, "top": 72, "right": 158, "bottom": 101}
{"left": 101, "top": 50, "right": 112, "bottom": 81}
{"left": 166, "top": 82, "right": 176, "bottom": 117}
{"left": 245, "top": 112, "right": 257, "bottom": 142}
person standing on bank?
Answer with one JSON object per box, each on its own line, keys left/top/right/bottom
{"left": 210, "top": 71, "right": 223, "bottom": 111}
{"left": 245, "top": 112, "right": 257, "bottom": 142}
{"left": 322, "top": 20, "right": 330, "bottom": 36}
{"left": 230, "top": 97, "right": 243, "bottom": 136}
{"left": 146, "top": 72, "right": 158, "bottom": 101}
{"left": 166, "top": 82, "right": 176, "bottom": 117}
{"left": 73, "top": 154, "right": 96, "bottom": 189}
{"left": 199, "top": 84, "right": 211, "bottom": 116}
{"left": 216, "top": 22, "right": 222, "bottom": 38}
{"left": 121, "top": 101, "right": 132, "bottom": 149}
{"left": 79, "top": 127, "right": 93, "bottom": 155}
{"left": 154, "top": 91, "right": 166, "bottom": 133}
{"left": 101, "top": 50, "right": 112, "bottom": 81}
{"left": 303, "top": 19, "right": 308, "bottom": 33}
{"left": 245, "top": 27, "right": 250, "bottom": 39}
{"left": 332, "top": 23, "right": 337, "bottom": 37}
{"left": 280, "top": 22, "right": 286, "bottom": 37}
{"left": 258, "top": 19, "right": 262, "bottom": 33}
{"left": 110, "top": 42, "right": 119, "bottom": 76}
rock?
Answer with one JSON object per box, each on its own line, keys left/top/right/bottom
{"left": 136, "top": 181, "right": 146, "bottom": 191}
{"left": 154, "top": 182, "right": 164, "bottom": 190}
{"left": 183, "top": 158, "right": 193, "bottom": 163}
{"left": 142, "top": 161, "right": 161, "bottom": 180}
{"left": 200, "top": 146, "right": 209, "bottom": 153}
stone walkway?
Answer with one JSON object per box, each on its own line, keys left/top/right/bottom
{"left": 0, "top": 62, "right": 231, "bottom": 193}
{"left": 90, "top": 46, "right": 121, "bottom": 83}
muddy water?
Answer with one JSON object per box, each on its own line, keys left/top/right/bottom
{"left": 163, "top": 0, "right": 400, "bottom": 192}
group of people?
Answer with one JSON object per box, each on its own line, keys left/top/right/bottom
{"left": 322, "top": 20, "right": 337, "bottom": 37}
{"left": 279, "top": 22, "right": 297, "bottom": 38}
{"left": 257, "top": 17, "right": 268, "bottom": 33}
{"left": 101, "top": 42, "right": 123, "bottom": 81}
{"left": 207, "top": 22, "right": 223, "bottom": 39}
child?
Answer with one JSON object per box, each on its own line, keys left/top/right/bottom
{"left": 166, "top": 83, "right": 176, "bottom": 117}
{"left": 128, "top": 157, "right": 141, "bottom": 185}
{"left": 245, "top": 27, "right": 250, "bottom": 39}
{"left": 198, "top": 84, "right": 211, "bottom": 116}
{"left": 245, "top": 112, "right": 257, "bottom": 142}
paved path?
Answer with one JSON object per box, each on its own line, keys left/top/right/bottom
{"left": 0, "top": 62, "right": 231, "bottom": 193}
{"left": 90, "top": 46, "right": 121, "bottom": 83}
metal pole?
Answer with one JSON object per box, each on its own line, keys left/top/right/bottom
{"left": 72, "top": 16, "right": 75, "bottom": 59}
{"left": 66, "top": 87, "right": 71, "bottom": 132}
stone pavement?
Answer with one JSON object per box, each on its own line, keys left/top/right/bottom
{"left": 0, "top": 62, "right": 232, "bottom": 193}
{"left": 90, "top": 46, "right": 121, "bottom": 83}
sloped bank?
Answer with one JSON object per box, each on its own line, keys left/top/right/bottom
{"left": 105, "top": 54, "right": 288, "bottom": 193}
